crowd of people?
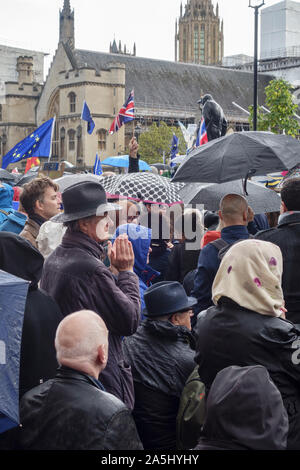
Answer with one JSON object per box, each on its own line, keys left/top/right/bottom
{"left": 1, "top": 145, "right": 300, "bottom": 451}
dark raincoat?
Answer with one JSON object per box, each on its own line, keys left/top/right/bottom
{"left": 123, "top": 319, "right": 195, "bottom": 449}
{"left": 40, "top": 229, "right": 141, "bottom": 409}
{"left": 194, "top": 365, "right": 288, "bottom": 450}
{"left": 195, "top": 297, "right": 300, "bottom": 450}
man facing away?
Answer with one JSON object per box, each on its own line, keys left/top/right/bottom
{"left": 192, "top": 194, "right": 251, "bottom": 316}
{"left": 19, "top": 310, "right": 143, "bottom": 450}
{"left": 256, "top": 178, "right": 300, "bottom": 324}
{"left": 19, "top": 177, "right": 61, "bottom": 249}
{"left": 123, "top": 281, "right": 197, "bottom": 450}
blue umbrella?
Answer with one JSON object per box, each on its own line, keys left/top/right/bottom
{"left": 0, "top": 270, "right": 29, "bottom": 433}
{"left": 102, "top": 155, "right": 151, "bottom": 171}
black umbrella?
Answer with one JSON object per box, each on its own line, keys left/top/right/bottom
{"left": 0, "top": 169, "right": 18, "bottom": 185}
{"left": 152, "top": 163, "right": 171, "bottom": 171}
{"left": 172, "top": 132, "right": 300, "bottom": 185}
{"left": 54, "top": 173, "right": 103, "bottom": 192}
{"left": 16, "top": 173, "right": 37, "bottom": 186}
{"left": 179, "top": 180, "right": 281, "bottom": 214}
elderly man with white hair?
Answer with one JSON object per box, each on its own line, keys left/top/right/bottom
{"left": 19, "top": 310, "right": 143, "bottom": 450}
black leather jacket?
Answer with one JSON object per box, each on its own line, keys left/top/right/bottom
{"left": 195, "top": 298, "right": 300, "bottom": 450}
{"left": 255, "top": 212, "right": 300, "bottom": 323}
{"left": 19, "top": 367, "right": 143, "bottom": 450}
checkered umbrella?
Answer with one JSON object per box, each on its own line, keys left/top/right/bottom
{"left": 99, "top": 173, "right": 184, "bottom": 205}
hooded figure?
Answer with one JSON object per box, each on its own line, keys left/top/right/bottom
{"left": 0, "top": 183, "right": 14, "bottom": 224}
{"left": 0, "top": 232, "right": 63, "bottom": 398}
{"left": 0, "top": 183, "right": 27, "bottom": 233}
{"left": 113, "top": 223, "right": 159, "bottom": 317}
{"left": 195, "top": 365, "right": 289, "bottom": 451}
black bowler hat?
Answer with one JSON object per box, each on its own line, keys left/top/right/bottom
{"left": 143, "top": 281, "right": 197, "bottom": 318}
{"left": 51, "top": 181, "right": 120, "bottom": 223}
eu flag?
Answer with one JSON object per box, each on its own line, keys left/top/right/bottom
{"left": 93, "top": 154, "right": 103, "bottom": 176}
{"left": 81, "top": 101, "right": 95, "bottom": 135}
{"left": 170, "top": 133, "right": 179, "bottom": 168}
{"left": 1, "top": 118, "right": 55, "bottom": 169}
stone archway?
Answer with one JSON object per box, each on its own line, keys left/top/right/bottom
{"left": 47, "top": 89, "right": 60, "bottom": 160}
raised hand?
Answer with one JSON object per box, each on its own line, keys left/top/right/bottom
{"left": 110, "top": 234, "right": 135, "bottom": 272}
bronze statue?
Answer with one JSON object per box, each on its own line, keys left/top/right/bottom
{"left": 197, "top": 94, "right": 228, "bottom": 142}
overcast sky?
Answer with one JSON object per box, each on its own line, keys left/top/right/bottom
{"left": 0, "top": 0, "right": 288, "bottom": 74}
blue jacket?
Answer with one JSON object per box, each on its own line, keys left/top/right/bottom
{"left": 0, "top": 211, "right": 27, "bottom": 234}
{"left": 113, "top": 224, "right": 160, "bottom": 318}
{"left": 0, "top": 183, "right": 14, "bottom": 224}
{"left": 192, "top": 225, "right": 250, "bottom": 315}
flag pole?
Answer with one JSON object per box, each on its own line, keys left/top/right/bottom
{"left": 48, "top": 115, "right": 56, "bottom": 162}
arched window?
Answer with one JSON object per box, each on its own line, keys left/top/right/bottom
{"left": 60, "top": 127, "right": 66, "bottom": 160}
{"left": 97, "top": 129, "right": 107, "bottom": 152}
{"left": 68, "top": 92, "right": 76, "bottom": 113}
{"left": 1, "top": 134, "right": 7, "bottom": 157}
{"left": 194, "top": 25, "right": 199, "bottom": 62}
{"left": 76, "top": 126, "right": 83, "bottom": 163}
{"left": 200, "top": 24, "right": 205, "bottom": 64}
{"left": 68, "top": 129, "right": 76, "bottom": 151}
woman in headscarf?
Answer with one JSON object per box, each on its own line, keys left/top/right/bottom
{"left": 195, "top": 239, "right": 300, "bottom": 450}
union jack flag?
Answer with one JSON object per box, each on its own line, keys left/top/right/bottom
{"left": 196, "top": 117, "right": 208, "bottom": 147}
{"left": 109, "top": 90, "right": 135, "bottom": 134}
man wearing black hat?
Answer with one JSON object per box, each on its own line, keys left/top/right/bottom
{"left": 40, "top": 181, "right": 141, "bottom": 410}
{"left": 123, "top": 281, "right": 197, "bottom": 450}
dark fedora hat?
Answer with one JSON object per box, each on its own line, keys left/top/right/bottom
{"left": 143, "top": 281, "right": 197, "bottom": 318}
{"left": 51, "top": 181, "right": 120, "bottom": 223}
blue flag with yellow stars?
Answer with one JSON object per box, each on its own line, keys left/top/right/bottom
{"left": 1, "top": 118, "right": 54, "bottom": 169}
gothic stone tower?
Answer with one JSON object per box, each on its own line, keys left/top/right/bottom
{"left": 175, "top": 0, "right": 224, "bottom": 65}
{"left": 59, "top": 0, "right": 75, "bottom": 49}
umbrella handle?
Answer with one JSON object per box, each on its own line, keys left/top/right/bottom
{"left": 243, "top": 169, "right": 257, "bottom": 196}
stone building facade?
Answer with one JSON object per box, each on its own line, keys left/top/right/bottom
{"left": 175, "top": 0, "right": 224, "bottom": 65}
{"left": 0, "top": 49, "right": 45, "bottom": 167}
{"left": 1, "top": 0, "right": 275, "bottom": 170}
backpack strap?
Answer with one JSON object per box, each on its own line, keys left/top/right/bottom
{"left": 0, "top": 209, "right": 10, "bottom": 216}
{"left": 210, "top": 238, "right": 228, "bottom": 252}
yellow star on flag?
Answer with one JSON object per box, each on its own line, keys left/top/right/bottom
{"left": 30, "top": 134, "right": 35, "bottom": 138}
{"left": 28, "top": 150, "right": 31, "bottom": 154}
{"left": 33, "top": 144, "right": 36, "bottom": 148}
{"left": 35, "top": 137, "right": 40, "bottom": 142}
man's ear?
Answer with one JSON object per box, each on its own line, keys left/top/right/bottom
{"left": 218, "top": 210, "right": 223, "bottom": 221}
{"left": 170, "top": 313, "right": 180, "bottom": 326}
{"left": 97, "top": 344, "right": 107, "bottom": 367}
{"left": 35, "top": 198, "right": 43, "bottom": 212}
{"left": 78, "top": 218, "right": 88, "bottom": 233}
{"left": 280, "top": 201, "right": 288, "bottom": 214}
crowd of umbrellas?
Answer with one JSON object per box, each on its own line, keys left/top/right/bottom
{"left": 50, "top": 132, "right": 300, "bottom": 214}
{"left": 2, "top": 130, "right": 300, "bottom": 214}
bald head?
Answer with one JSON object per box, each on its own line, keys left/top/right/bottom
{"left": 219, "top": 194, "right": 248, "bottom": 226}
{"left": 55, "top": 310, "right": 108, "bottom": 377}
